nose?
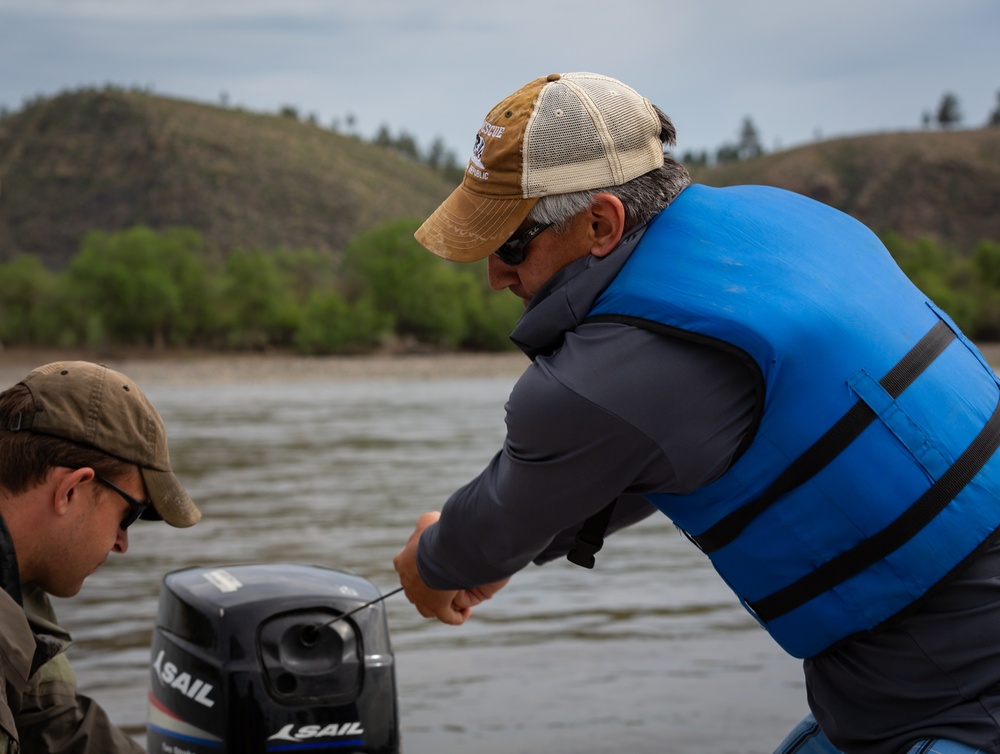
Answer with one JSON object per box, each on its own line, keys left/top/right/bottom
{"left": 114, "top": 528, "right": 129, "bottom": 554}
{"left": 487, "top": 254, "right": 519, "bottom": 291}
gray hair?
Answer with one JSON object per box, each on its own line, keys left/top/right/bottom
{"left": 529, "top": 106, "right": 691, "bottom": 234}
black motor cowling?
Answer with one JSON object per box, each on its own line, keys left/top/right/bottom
{"left": 147, "top": 563, "right": 399, "bottom": 753}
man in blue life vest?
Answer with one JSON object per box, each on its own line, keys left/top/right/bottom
{"left": 392, "top": 72, "right": 1000, "bottom": 754}
{"left": 0, "top": 361, "right": 201, "bottom": 752}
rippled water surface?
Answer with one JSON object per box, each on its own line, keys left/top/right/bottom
{"left": 44, "top": 359, "right": 807, "bottom": 753}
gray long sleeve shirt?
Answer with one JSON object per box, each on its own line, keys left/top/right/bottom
{"left": 416, "top": 220, "right": 757, "bottom": 588}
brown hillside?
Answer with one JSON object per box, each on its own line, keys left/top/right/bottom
{"left": 693, "top": 128, "right": 1000, "bottom": 253}
{"left": 1, "top": 89, "right": 998, "bottom": 268}
{"left": 0, "top": 89, "right": 456, "bottom": 268}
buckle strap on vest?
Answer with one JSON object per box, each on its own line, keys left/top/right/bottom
{"left": 750, "top": 391, "right": 1000, "bottom": 622}
{"left": 692, "top": 320, "right": 957, "bottom": 554}
{"left": 567, "top": 499, "right": 618, "bottom": 568}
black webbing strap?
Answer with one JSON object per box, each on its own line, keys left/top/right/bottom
{"left": 4, "top": 411, "right": 35, "bottom": 431}
{"left": 692, "top": 320, "right": 956, "bottom": 554}
{"left": 567, "top": 498, "right": 618, "bottom": 569}
{"left": 749, "top": 393, "right": 1000, "bottom": 623}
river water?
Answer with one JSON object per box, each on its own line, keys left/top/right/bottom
{"left": 24, "top": 353, "right": 808, "bottom": 753}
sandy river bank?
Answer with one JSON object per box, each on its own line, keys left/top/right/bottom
{"left": 3, "top": 339, "right": 1000, "bottom": 392}
{"left": 4, "top": 342, "right": 1000, "bottom": 388}
{"left": 0, "top": 347, "right": 532, "bottom": 387}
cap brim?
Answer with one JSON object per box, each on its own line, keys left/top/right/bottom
{"left": 141, "top": 467, "right": 201, "bottom": 527}
{"left": 416, "top": 183, "right": 539, "bottom": 262}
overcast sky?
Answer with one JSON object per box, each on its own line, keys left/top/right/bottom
{"left": 1, "top": 0, "right": 997, "bottom": 163}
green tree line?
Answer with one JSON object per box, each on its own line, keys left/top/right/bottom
{"left": 885, "top": 233, "right": 1000, "bottom": 341}
{"left": 0, "top": 219, "right": 523, "bottom": 354}
{"left": 3, "top": 221, "right": 1000, "bottom": 353}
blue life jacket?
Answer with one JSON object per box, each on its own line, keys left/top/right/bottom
{"left": 588, "top": 184, "right": 1000, "bottom": 658}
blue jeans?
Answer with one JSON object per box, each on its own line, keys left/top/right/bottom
{"left": 774, "top": 714, "right": 986, "bottom": 754}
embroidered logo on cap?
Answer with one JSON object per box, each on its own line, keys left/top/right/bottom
{"left": 470, "top": 134, "right": 486, "bottom": 171}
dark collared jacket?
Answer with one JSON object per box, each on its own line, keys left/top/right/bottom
{"left": 0, "top": 512, "right": 144, "bottom": 753}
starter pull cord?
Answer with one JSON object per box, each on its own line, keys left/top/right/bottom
{"left": 299, "top": 586, "right": 404, "bottom": 646}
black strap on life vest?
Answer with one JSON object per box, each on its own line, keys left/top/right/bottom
{"left": 750, "top": 392, "right": 1000, "bottom": 622}
{"left": 566, "top": 319, "right": 959, "bottom": 574}
{"left": 567, "top": 498, "right": 618, "bottom": 568}
{"left": 692, "top": 319, "right": 956, "bottom": 554}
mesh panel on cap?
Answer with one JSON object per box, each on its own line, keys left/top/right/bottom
{"left": 523, "top": 73, "right": 663, "bottom": 197}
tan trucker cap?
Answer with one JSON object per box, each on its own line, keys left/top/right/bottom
{"left": 415, "top": 72, "right": 665, "bottom": 262}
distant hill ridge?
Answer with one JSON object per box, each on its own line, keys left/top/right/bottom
{"left": 0, "top": 89, "right": 456, "bottom": 267}
{"left": 693, "top": 128, "right": 1000, "bottom": 254}
{"left": 1, "top": 88, "right": 999, "bottom": 268}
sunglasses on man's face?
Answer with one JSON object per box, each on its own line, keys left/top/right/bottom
{"left": 492, "top": 222, "right": 551, "bottom": 266}
{"left": 56, "top": 464, "right": 151, "bottom": 530}
{"left": 94, "top": 473, "right": 150, "bottom": 531}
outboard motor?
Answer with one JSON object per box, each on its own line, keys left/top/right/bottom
{"left": 147, "top": 563, "right": 399, "bottom": 753}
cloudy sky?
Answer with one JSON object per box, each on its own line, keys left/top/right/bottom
{"left": 1, "top": 0, "right": 997, "bottom": 162}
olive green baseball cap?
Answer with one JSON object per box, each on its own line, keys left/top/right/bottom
{"left": 13, "top": 361, "right": 200, "bottom": 527}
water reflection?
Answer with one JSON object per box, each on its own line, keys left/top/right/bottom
{"left": 52, "top": 368, "right": 805, "bottom": 753}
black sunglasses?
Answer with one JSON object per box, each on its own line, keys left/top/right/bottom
{"left": 56, "top": 464, "right": 151, "bottom": 530}
{"left": 492, "top": 221, "right": 551, "bottom": 266}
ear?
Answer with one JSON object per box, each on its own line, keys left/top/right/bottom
{"left": 586, "top": 194, "right": 626, "bottom": 258}
{"left": 51, "top": 466, "right": 96, "bottom": 518}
